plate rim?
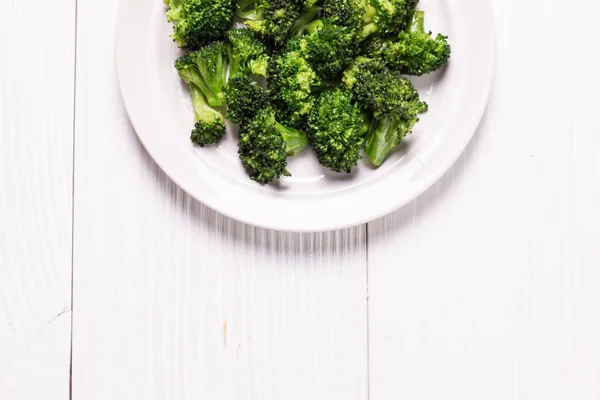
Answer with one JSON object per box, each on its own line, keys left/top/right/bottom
{"left": 116, "top": 0, "right": 496, "bottom": 232}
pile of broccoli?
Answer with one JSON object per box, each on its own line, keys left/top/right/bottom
{"left": 165, "top": 0, "right": 451, "bottom": 184}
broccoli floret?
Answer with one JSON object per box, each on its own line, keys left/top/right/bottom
{"left": 343, "top": 57, "right": 427, "bottom": 165}
{"left": 344, "top": 59, "right": 417, "bottom": 117}
{"left": 268, "top": 49, "right": 321, "bottom": 129}
{"left": 322, "top": 0, "right": 366, "bottom": 33}
{"left": 227, "top": 28, "right": 271, "bottom": 77}
{"left": 309, "top": 89, "right": 371, "bottom": 172}
{"left": 174, "top": 42, "right": 228, "bottom": 107}
{"left": 239, "top": 108, "right": 308, "bottom": 183}
{"left": 238, "top": 0, "right": 307, "bottom": 47}
{"left": 362, "top": 0, "right": 419, "bottom": 38}
{"left": 363, "top": 78, "right": 427, "bottom": 165}
{"left": 164, "top": 0, "right": 234, "bottom": 50}
{"left": 225, "top": 74, "right": 270, "bottom": 124}
{"left": 187, "top": 84, "right": 227, "bottom": 146}
{"left": 292, "top": 19, "right": 356, "bottom": 79}
{"left": 385, "top": 10, "right": 451, "bottom": 75}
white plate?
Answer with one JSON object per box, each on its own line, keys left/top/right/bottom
{"left": 116, "top": 0, "right": 495, "bottom": 232}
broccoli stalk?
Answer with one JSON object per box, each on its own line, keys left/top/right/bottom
{"left": 384, "top": 10, "right": 451, "bottom": 75}
{"left": 189, "top": 84, "right": 227, "bottom": 146}
{"left": 290, "top": 6, "right": 323, "bottom": 37}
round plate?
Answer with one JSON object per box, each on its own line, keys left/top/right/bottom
{"left": 116, "top": 0, "right": 495, "bottom": 232}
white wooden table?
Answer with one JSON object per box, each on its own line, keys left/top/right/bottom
{"left": 2, "top": 0, "right": 600, "bottom": 398}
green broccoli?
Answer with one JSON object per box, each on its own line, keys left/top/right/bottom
{"left": 268, "top": 48, "right": 321, "bottom": 129}
{"left": 237, "top": 0, "right": 307, "bottom": 46}
{"left": 225, "top": 74, "right": 270, "bottom": 124}
{"left": 322, "top": 0, "right": 366, "bottom": 34}
{"left": 187, "top": 84, "right": 227, "bottom": 146}
{"left": 289, "top": 19, "right": 356, "bottom": 79}
{"left": 164, "top": 0, "right": 235, "bottom": 50}
{"left": 385, "top": 10, "right": 451, "bottom": 75}
{"left": 227, "top": 28, "right": 271, "bottom": 77}
{"left": 309, "top": 89, "right": 372, "bottom": 172}
{"left": 174, "top": 42, "right": 228, "bottom": 107}
{"left": 362, "top": 0, "right": 419, "bottom": 38}
{"left": 239, "top": 107, "right": 308, "bottom": 183}
{"left": 343, "top": 57, "right": 427, "bottom": 165}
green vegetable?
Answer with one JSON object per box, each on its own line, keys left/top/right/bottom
{"left": 175, "top": 42, "right": 228, "bottom": 146}
{"left": 164, "top": 0, "right": 235, "bottom": 50}
{"left": 174, "top": 42, "right": 228, "bottom": 107}
{"left": 385, "top": 10, "right": 451, "bottom": 75}
{"left": 225, "top": 74, "right": 270, "bottom": 124}
{"left": 166, "top": 0, "right": 450, "bottom": 180}
{"left": 227, "top": 28, "right": 271, "bottom": 77}
{"left": 309, "top": 89, "right": 371, "bottom": 172}
{"left": 238, "top": 108, "right": 308, "bottom": 184}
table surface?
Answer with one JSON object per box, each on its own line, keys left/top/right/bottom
{"left": 2, "top": 0, "right": 600, "bottom": 399}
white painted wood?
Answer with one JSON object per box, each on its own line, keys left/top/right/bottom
{"left": 0, "top": 1, "right": 75, "bottom": 399}
{"left": 367, "top": 0, "right": 600, "bottom": 399}
{"left": 71, "top": 1, "right": 368, "bottom": 399}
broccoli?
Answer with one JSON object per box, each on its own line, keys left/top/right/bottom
{"left": 343, "top": 56, "right": 427, "bottom": 165}
{"left": 174, "top": 42, "right": 228, "bottom": 107}
{"left": 237, "top": 0, "right": 307, "bottom": 46}
{"left": 361, "top": 0, "right": 419, "bottom": 38}
{"left": 268, "top": 48, "right": 321, "bottom": 129}
{"left": 187, "top": 84, "right": 227, "bottom": 146}
{"left": 238, "top": 107, "right": 308, "bottom": 184}
{"left": 290, "top": 19, "right": 356, "bottom": 79}
{"left": 290, "top": 6, "right": 323, "bottom": 37}
{"left": 362, "top": 77, "right": 427, "bottom": 166}
{"left": 164, "top": 0, "right": 235, "bottom": 50}
{"left": 385, "top": 10, "right": 451, "bottom": 75}
{"left": 322, "top": 0, "right": 366, "bottom": 34}
{"left": 227, "top": 28, "right": 271, "bottom": 77}
{"left": 309, "top": 89, "right": 372, "bottom": 172}
{"left": 225, "top": 74, "right": 271, "bottom": 124}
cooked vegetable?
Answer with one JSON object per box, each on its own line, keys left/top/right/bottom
{"left": 166, "top": 0, "right": 450, "bottom": 181}
{"left": 164, "top": 0, "right": 235, "bottom": 50}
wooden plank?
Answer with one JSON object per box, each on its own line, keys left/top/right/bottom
{"left": 367, "top": 0, "right": 600, "bottom": 399}
{"left": 0, "top": 0, "right": 75, "bottom": 398}
{"left": 71, "top": 1, "right": 368, "bottom": 399}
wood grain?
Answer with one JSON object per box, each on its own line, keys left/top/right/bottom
{"left": 367, "top": 0, "right": 600, "bottom": 399}
{"left": 0, "top": 0, "right": 75, "bottom": 398}
{"left": 71, "top": 1, "right": 368, "bottom": 399}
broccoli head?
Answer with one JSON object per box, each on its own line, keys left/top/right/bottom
{"left": 385, "top": 11, "right": 451, "bottom": 75}
{"left": 362, "top": 0, "right": 419, "bottom": 38}
{"left": 188, "top": 84, "right": 227, "bottom": 146}
{"left": 363, "top": 79, "right": 427, "bottom": 166}
{"left": 225, "top": 74, "right": 270, "bottom": 124}
{"left": 296, "top": 19, "right": 356, "bottom": 79}
{"left": 309, "top": 89, "right": 371, "bottom": 173}
{"left": 174, "top": 42, "right": 228, "bottom": 107}
{"left": 164, "top": 0, "right": 235, "bottom": 50}
{"left": 344, "top": 59, "right": 418, "bottom": 117}
{"left": 268, "top": 48, "right": 321, "bottom": 129}
{"left": 227, "top": 28, "right": 271, "bottom": 77}
{"left": 322, "top": 0, "right": 367, "bottom": 34}
{"left": 238, "top": 107, "right": 308, "bottom": 184}
{"left": 238, "top": 0, "right": 306, "bottom": 47}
